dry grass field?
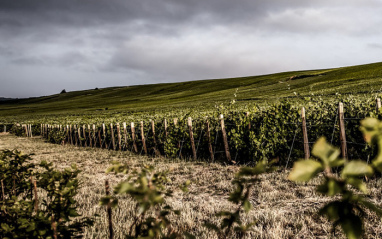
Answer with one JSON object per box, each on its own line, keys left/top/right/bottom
{"left": 1, "top": 133, "right": 381, "bottom": 238}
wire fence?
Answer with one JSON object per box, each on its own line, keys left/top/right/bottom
{"left": 5, "top": 100, "right": 382, "bottom": 167}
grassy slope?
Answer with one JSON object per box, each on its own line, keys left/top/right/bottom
{"left": 1, "top": 134, "right": 381, "bottom": 238}
{"left": 1, "top": 62, "right": 382, "bottom": 117}
{"left": 0, "top": 133, "right": 382, "bottom": 239}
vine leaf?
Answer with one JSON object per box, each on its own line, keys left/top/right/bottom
{"left": 288, "top": 160, "right": 323, "bottom": 182}
{"left": 341, "top": 161, "right": 374, "bottom": 178}
{"left": 311, "top": 137, "right": 343, "bottom": 168}
{"left": 360, "top": 118, "right": 379, "bottom": 143}
{"left": 346, "top": 178, "right": 367, "bottom": 194}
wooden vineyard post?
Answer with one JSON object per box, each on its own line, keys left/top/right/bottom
{"left": 110, "top": 123, "right": 116, "bottom": 150}
{"left": 151, "top": 120, "right": 160, "bottom": 156}
{"left": 338, "top": 103, "right": 348, "bottom": 161}
{"left": 131, "top": 122, "right": 138, "bottom": 153}
{"left": 41, "top": 124, "right": 43, "bottom": 136}
{"left": 29, "top": 124, "right": 31, "bottom": 137}
{"left": 173, "top": 118, "right": 181, "bottom": 157}
{"left": 164, "top": 119, "right": 168, "bottom": 138}
{"left": 102, "top": 124, "right": 106, "bottom": 148}
{"left": 71, "top": 125, "right": 75, "bottom": 145}
{"left": 105, "top": 180, "right": 114, "bottom": 239}
{"left": 69, "top": 125, "right": 76, "bottom": 145}
{"left": 206, "top": 119, "right": 214, "bottom": 161}
{"left": 140, "top": 121, "right": 147, "bottom": 155}
{"left": 83, "top": 125, "right": 87, "bottom": 147}
{"left": 65, "top": 125, "right": 69, "bottom": 144}
{"left": 78, "top": 126, "right": 82, "bottom": 147}
{"left": 188, "top": 117, "right": 197, "bottom": 160}
{"left": 77, "top": 125, "right": 81, "bottom": 146}
{"left": 70, "top": 125, "right": 74, "bottom": 145}
{"left": 301, "top": 107, "right": 310, "bottom": 159}
{"left": 123, "top": 122, "right": 127, "bottom": 149}
{"left": 117, "top": 123, "right": 122, "bottom": 151}
{"left": 30, "top": 176, "right": 38, "bottom": 213}
{"left": 74, "top": 125, "right": 78, "bottom": 146}
{"left": 92, "top": 124, "right": 96, "bottom": 147}
{"left": 24, "top": 124, "right": 28, "bottom": 137}
{"left": 220, "top": 114, "right": 232, "bottom": 163}
{"left": 377, "top": 98, "right": 381, "bottom": 114}
{"left": 246, "top": 112, "right": 251, "bottom": 130}
{"left": 88, "top": 125, "right": 92, "bottom": 147}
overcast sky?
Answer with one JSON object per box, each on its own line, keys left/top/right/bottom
{"left": 1, "top": 0, "right": 382, "bottom": 98}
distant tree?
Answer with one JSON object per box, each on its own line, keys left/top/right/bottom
{"left": 95, "top": 87, "right": 99, "bottom": 90}
{"left": 60, "top": 89, "right": 66, "bottom": 94}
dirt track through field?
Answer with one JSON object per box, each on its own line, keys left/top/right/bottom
{"left": 1, "top": 134, "right": 382, "bottom": 238}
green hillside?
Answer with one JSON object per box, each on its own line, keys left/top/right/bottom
{"left": 1, "top": 62, "right": 382, "bottom": 117}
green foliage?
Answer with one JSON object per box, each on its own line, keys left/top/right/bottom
{"left": 1, "top": 62, "right": 382, "bottom": 120}
{"left": 101, "top": 163, "right": 191, "bottom": 239}
{"left": 288, "top": 159, "right": 323, "bottom": 182}
{"left": 10, "top": 94, "right": 382, "bottom": 166}
{"left": 204, "top": 160, "right": 276, "bottom": 239}
{"left": 47, "top": 128, "right": 66, "bottom": 144}
{"left": 0, "top": 150, "right": 93, "bottom": 238}
{"left": 360, "top": 117, "right": 382, "bottom": 171}
{"left": 289, "top": 124, "right": 382, "bottom": 238}
{"left": 9, "top": 124, "right": 25, "bottom": 136}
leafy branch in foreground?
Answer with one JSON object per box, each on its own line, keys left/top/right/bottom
{"left": 204, "top": 160, "right": 276, "bottom": 239}
{"left": 288, "top": 117, "right": 382, "bottom": 239}
{"left": 101, "top": 162, "right": 192, "bottom": 239}
{"left": 0, "top": 150, "right": 93, "bottom": 239}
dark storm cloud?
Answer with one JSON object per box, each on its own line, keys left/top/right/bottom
{"left": 0, "top": 0, "right": 382, "bottom": 97}
{"left": 1, "top": 0, "right": 369, "bottom": 31}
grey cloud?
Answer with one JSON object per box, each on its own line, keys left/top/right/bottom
{"left": 1, "top": 0, "right": 382, "bottom": 97}
{"left": 1, "top": 0, "right": 373, "bottom": 30}
{"left": 368, "top": 43, "right": 382, "bottom": 49}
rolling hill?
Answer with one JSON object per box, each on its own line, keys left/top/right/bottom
{"left": 1, "top": 62, "right": 382, "bottom": 117}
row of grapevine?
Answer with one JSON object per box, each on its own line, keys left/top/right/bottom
{"left": 6, "top": 97, "right": 382, "bottom": 165}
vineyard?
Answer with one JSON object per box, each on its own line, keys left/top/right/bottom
{"left": 1, "top": 116, "right": 382, "bottom": 238}
{"left": 2, "top": 62, "right": 382, "bottom": 238}
{"left": 3, "top": 95, "right": 382, "bottom": 166}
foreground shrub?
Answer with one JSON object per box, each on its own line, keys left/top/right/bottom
{"left": 204, "top": 160, "right": 275, "bottom": 238}
{"left": 0, "top": 150, "right": 93, "bottom": 238}
{"left": 47, "top": 128, "right": 66, "bottom": 144}
{"left": 289, "top": 118, "right": 382, "bottom": 239}
{"left": 101, "top": 163, "right": 192, "bottom": 239}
